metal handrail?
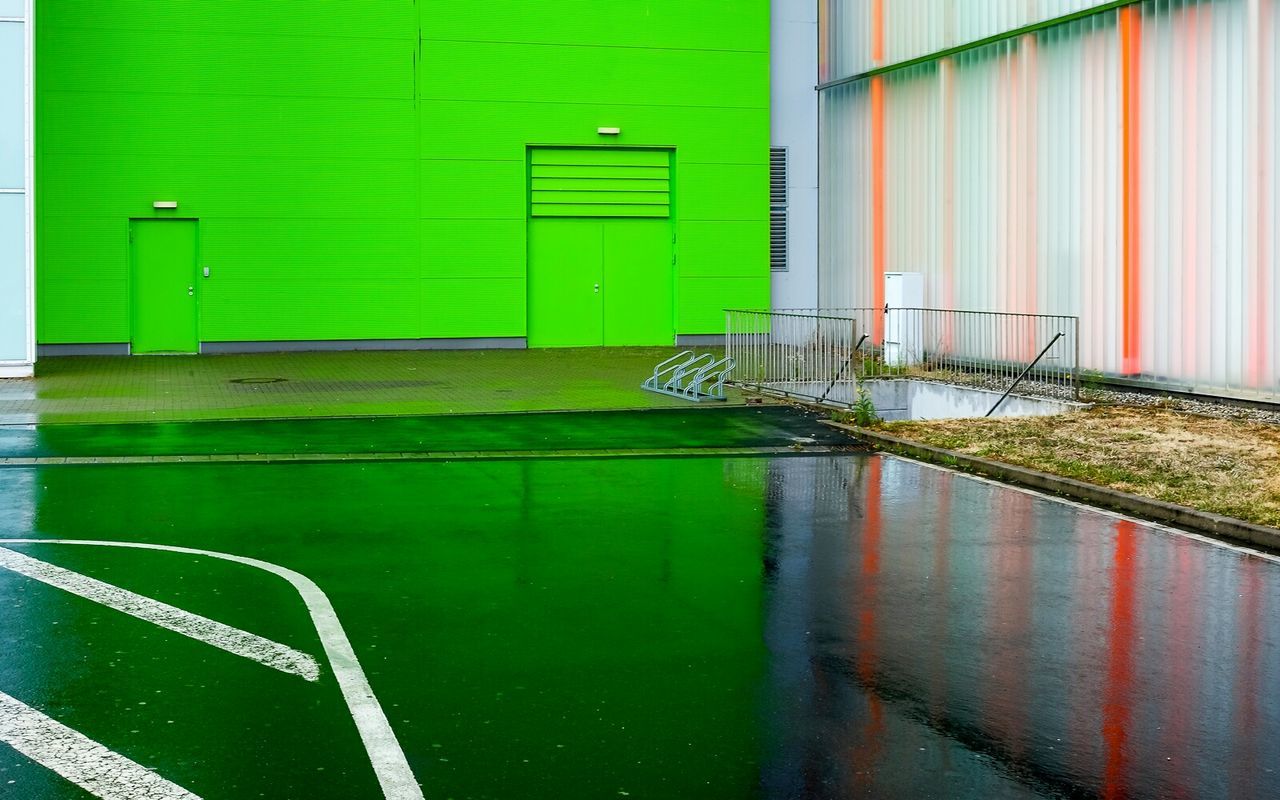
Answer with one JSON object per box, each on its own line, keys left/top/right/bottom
{"left": 985, "top": 332, "right": 1064, "bottom": 416}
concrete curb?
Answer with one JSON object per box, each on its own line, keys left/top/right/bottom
{"left": 0, "top": 444, "right": 850, "bottom": 469}
{"left": 822, "top": 420, "right": 1280, "bottom": 552}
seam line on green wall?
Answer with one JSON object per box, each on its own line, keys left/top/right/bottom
{"left": 421, "top": 37, "right": 767, "bottom": 55}
{"left": 417, "top": 96, "right": 768, "bottom": 111}
{"left": 817, "top": 0, "right": 1143, "bottom": 90}
{"left": 40, "top": 23, "right": 414, "bottom": 44}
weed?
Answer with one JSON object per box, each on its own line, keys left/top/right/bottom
{"left": 851, "top": 387, "right": 881, "bottom": 427}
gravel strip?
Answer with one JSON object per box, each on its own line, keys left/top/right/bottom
{"left": 1080, "top": 387, "right": 1280, "bottom": 425}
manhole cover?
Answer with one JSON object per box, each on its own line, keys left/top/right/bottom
{"left": 229, "top": 377, "right": 288, "bottom": 385}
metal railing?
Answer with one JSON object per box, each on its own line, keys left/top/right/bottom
{"left": 725, "top": 307, "right": 1080, "bottom": 406}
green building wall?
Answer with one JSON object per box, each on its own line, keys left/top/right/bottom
{"left": 34, "top": 1, "right": 770, "bottom": 347}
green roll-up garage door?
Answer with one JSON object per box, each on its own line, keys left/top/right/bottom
{"left": 530, "top": 148, "right": 670, "bottom": 218}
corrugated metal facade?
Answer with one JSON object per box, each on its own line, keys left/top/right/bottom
{"left": 819, "top": 0, "right": 1279, "bottom": 397}
{"left": 823, "top": 0, "right": 1124, "bottom": 79}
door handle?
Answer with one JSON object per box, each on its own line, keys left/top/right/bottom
{"left": 593, "top": 283, "right": 600, "bottom": 293}
{"left": 187, "top": 286, "right": 194, "bottom": 296}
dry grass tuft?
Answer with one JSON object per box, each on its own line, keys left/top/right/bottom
{"left": 878, "top": 407, "right": 1280, "bottom": 529}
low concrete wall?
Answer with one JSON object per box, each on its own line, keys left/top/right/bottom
{"left": 865, "top": 379, "right": 1080, "bottom": 421}
{"left": 749, "top": 379, "right": 1082, "bottom": 419}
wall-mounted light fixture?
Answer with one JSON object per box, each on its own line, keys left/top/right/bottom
{"left": 153, "top": 201, "right": 178, "bottom": 209}
{"left": 597, "top": 127, "right": 621, "bottom": 136}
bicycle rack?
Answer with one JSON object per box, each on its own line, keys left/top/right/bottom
{"left": 642, "top": 351, "right": 736, "bottom": 402}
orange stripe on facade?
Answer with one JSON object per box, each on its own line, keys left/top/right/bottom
{"left": 870, "top": 0, "right": 886, "bottom": 342}
{"left": 871, "top": 0, "right": 884, "bottom": 64}
{"left": 871, "top": 76, "right": 886, "bottom": 341}
{"left": 1120, "top": 7, "right": 1142, "bottom": 376}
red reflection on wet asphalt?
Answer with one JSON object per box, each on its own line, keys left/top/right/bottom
{"left": 1231, "top": 557, "right": 1264, "bottom": 798}
{"left": 928, "top": 472, "right": 953, "bottom": 722}
{"left": 853, "top": 458, "right": 885, "bottom": 790}
{"left": 985, "top": 490, "right": 1035, "bottom": 758}
{"left": 1103, "top": 520, "right": 1139, "bottom": 800}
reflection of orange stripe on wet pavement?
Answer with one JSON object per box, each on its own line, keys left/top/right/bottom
{"left": 1102, "top": 520, "right": 1139, "bottom": 800}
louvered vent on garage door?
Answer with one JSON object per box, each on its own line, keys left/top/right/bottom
{"left": 530, "top": 148, "right": 670, "bottom": 218}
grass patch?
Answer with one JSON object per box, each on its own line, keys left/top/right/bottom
{"left": 881, "top": 406, "right": 1280, "bottom": 529}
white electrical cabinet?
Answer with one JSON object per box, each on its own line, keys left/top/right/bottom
{"left": 884, "top": 272, "right": 924, "bottom": 367}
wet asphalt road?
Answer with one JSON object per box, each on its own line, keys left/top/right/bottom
{"left": 0, "top": 410, "right": 1275, "bottom": 798}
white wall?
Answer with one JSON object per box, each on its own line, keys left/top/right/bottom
{"left": 769, "top": 0, "right": 819, "bottom": 310}
{"left": 0, "top": 0, "right": 33, "bottom": 377}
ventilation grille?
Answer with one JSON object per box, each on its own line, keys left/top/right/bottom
{"left": 770, "top": 147, "right": 788, "bottom": 271}
{"left": 530, "top": 148, "right": 670, "bottom": 218}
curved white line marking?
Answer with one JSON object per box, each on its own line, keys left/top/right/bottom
{"left": 0, "top": 689, "right": 202, "bottom": 799}
{"left": 0, "top": 546, "right": 319, "bottom": 681}
{"left": 0, "top": 539, "right": 424, "bottom": 800}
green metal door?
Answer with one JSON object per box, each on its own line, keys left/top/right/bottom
{"left": 130, "top": 220, "right": 198, "bottom": 354}
{"left": 526, "top": 148, "right": 673, "bottom": 348}
{"left": 527, "top": 219, "right": 603, "bottom": 347}
{"left": 602, "top": 220, "right": 673, "bottom": 346}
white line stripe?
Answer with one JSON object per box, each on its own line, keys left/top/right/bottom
{"left": 0, "top": 539, "right": 424, "bottom": 800}
{"left": 0, "top": 689, "right": 202, "bottom": 799}
{"left": 0, "top": 546, "right": 320, "bottom": 681}
{"left": 881, "top": 453, "right": 1280, "bottom": 565}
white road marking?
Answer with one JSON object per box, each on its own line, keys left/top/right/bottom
{"left": 884, "top": 453, "right": 1280, "bottom": 565}
{"left": 0, "top": 689, "right": 202, "bottom": 800}
{"left": 0, "top": 546, "right": 320, "bottom": 681}
{"left": 0, "top": 539, "right": 425, "bottom": 800}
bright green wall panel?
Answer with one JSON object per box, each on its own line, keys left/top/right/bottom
{"left": 420, "top": 160, "right": 525, "bottom": 220}
{"left": 38, "top": 217, "right": 129, "bottom": 281}
{"left": 678, "top": 278, "right": 770, "bottom": 334}
{"left": 40, "top": 27, "right": 412, "bottom": 99}
{"left": 420, "top": 102, "right": 767, "bottom": 165}
{"left": 39, "top": 1, "right": 415, "bottom": 39}
{"left": 200, "top": 280, "right": 421, "bottom": 342}
{"left": 420, "top": 279, "right": 526, "bottom": 338}
{"left": 426, "top": 0, "right": 768, "bottom": 51}
{"left": 421, "top": 41, "right": 767, "bottom": 109}
{"left": 41, "top": 93, "right": 417, "bottom": 159}
{"left": 678, "top": 222, "right": 769, "bottom": 278}
{"left": 678, "top": 164, "right": 770, "bottom": 221}
{"left": 420, "top": 221, "right": 525, "bottom": 279}
{"left": 40, "top": 155, "right": 417, "bottom": 219}
{"left": 37, "top": 280, "right": 129, "bottom": 343}
{"left": 201, "top": 220, "right": 419, "bottom": 282}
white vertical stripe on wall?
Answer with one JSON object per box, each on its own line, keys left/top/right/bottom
{"left": 819, "top": 0, "right": 1280, "bottom": 397}
{"left": 1141, "top": 0, "right": 1252, "bottom": 391}
{"left": 0, "top": 10, "right": 30, "bottom": 367}
{"left": 818, "top": 80, "right": 871, "bottom": 309}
